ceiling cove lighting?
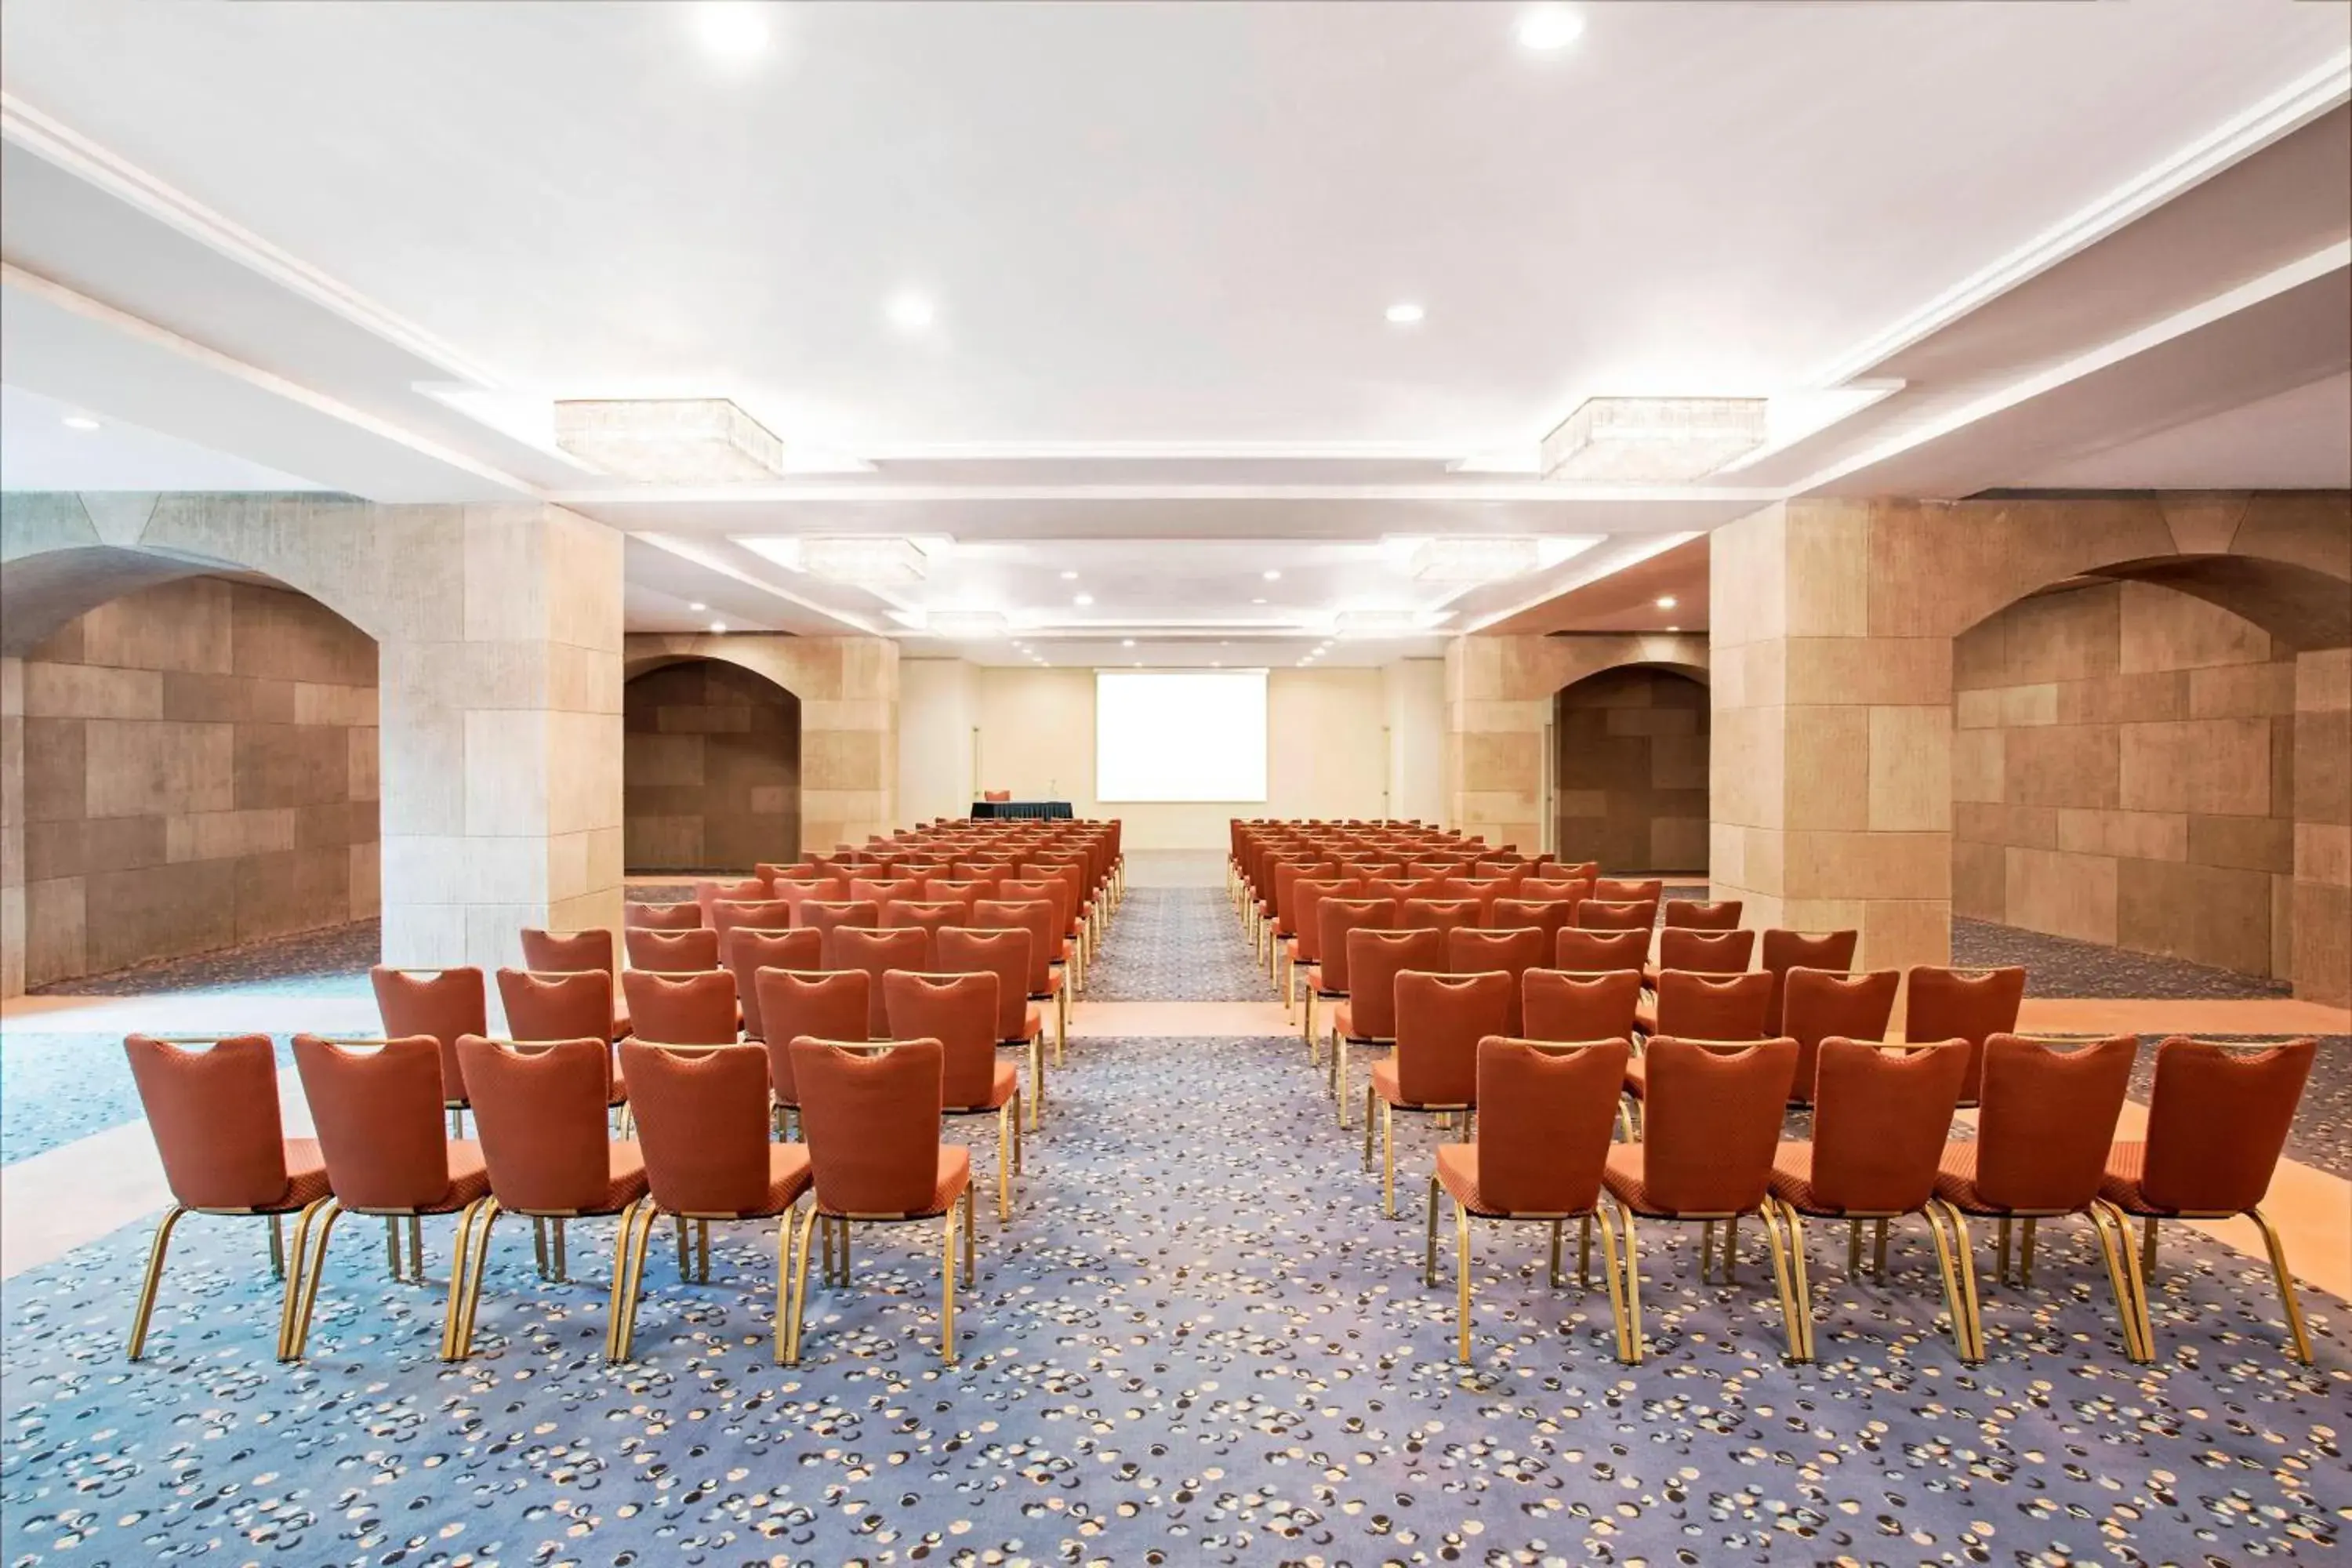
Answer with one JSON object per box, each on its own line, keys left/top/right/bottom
{"left": 1515, "top": 5, "right": 1585, "bottom": 51}
{"left": 927, "top": 610, "right": 1011, "bottom": 638}
{"left": 1541, "top": 396, "right": 1767, "bottom": 481}
{"left": 1410, "top": 536, "right": 1542, "bottom": 583}
{"left": 553, "top": 397, "right": 786, "bottom": 482}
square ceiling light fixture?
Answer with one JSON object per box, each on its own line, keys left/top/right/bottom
{"left": 1410, "top": 536, "right": 1543, "bottom": 582}
{"left": 1541, "top": 396, "right": 1768, "bottom": 481}
{"left": 552, "top": 397, "right": 787, "bottom": 482}
{"left": 926, "top": 609, "right": 1010, "bottom": 637}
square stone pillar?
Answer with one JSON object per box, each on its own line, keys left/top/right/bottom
{"left": 2294, "top": 647, "right": 2350, "bottom": 1004}
{"left": 1, "top": 656, "right": 22, "bottom": 997}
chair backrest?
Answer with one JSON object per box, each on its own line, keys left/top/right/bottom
{"left": 883, "top": 899, "right": 971, "bottom": 964}
{"left": 1552, "top": 860, "right": 1601, "bottom": 881}
{"left": 1656, "top": 927, "right": 1755, "bottom": 975}
{"left": 971, "top": 898, "right": 1058, "bottom": 993}
{"left": 1444, "top": 927, "right": 1546, "bottom": 1034}
{"left": 850, "top": 876, "right": 927, "bottom": 908}
{"left": 725, "top": 928, "right": 825, "bottom": 1038}
{"left": 1341, "top": 927, "right": 1446, "bottom": 1039}
{"left": 497, "top": 967, "right": 613, "bottom": 1043}
{"left": 625, "top": 927, "right": 721, "bottom": 971}
{"left": 925, "top": 877, "right": 997, "bottom": 905}
{"left": 1904, "top": 966, "right": 2027, "bottom": 1102}
{"left": 1661, "top": 899, "right": 1742, "bottom": 931}
{"left": 1651, "top": 970, "right": 1774, "bottom": 1040}
{"left": 1804, "top": 1040, "right": 1970, "bottom": 1214}
{"left": 1518, "top": 877, "right": 1592, "bottom": 905}
{"left": 1593, "top": 877, "right": 1663, "bottom": 904}
{"left": 1487, "top": 898, "right": 1577, "bottom": 952}
{"left": 1316, "top": 898, "right": 1400, "bottom": 993}
{"left": 710, "top": 898, "right": 796, "bottom": 941}
{"left": 1556, "top": 926, "right": 1650, "bottom": 971}
{"left": 1400, "top": 899, "right": 1482, "bottom": 955}
{"left": 292, "top": 1033, "right": 465, "bottom": 1210}
{"left": 756, "top": 861, "right": 821, "bottom": 884}
{"left": 123, "top": 1033, "right": 292, "bottom": 1210}
{"left": 884, "top": 971, "right": 1003, "bottom": 1109}
{"left": 621, "top": 969, "right": 739, "bottom": 1045}
{"left": 1475, "top": 1037, "right": 1628, "bottom": 1216}
{"left": 519, "top": 927, "right": 614, "bottom": 975}
{"left": 1574, "top": 899, "right": 1653, "bottom": 931}
{"left": 1781, "top": 967, "right": 1900, "bottom": 1103}
{"left": 619, "top": 1040, "right": 774, "bottom": 1215}
{"left": 791, "top": 1038, "right": 948, "bottom": 1216}
{"left": 1971, "top": 1033, "right": 2137, "bottom": 1211}
{"left": 624, "top": 900, "right": 703, "bottom": 931}
{"left": 1636, "top": 1036, "right": 1801, "bottom": 1214}
{"left": 1521, "top": 967, "right": 1642, "bottom": 1043}
{"left": 371, "top": 966, "right": 486, "bottom": 1105}
{"left": 997, "top": 877, "right": 1074, "bottom": 943}
{"left": 768, "top": 879, "right": 851, "bottom": 924}
{"left": 1759, "top": 928, "right": 1860, "bottom": 1032}
{"left": 1342, "top": 859, "right": 1403, "bottom": 881}
{"left": 755, "top": 969, "right": 870, "bottom": 1101}
{"left": 827, "top": 925, "right": 931, "bottom": 1037}
{"left": 2136, "top": 1037, "right": 2316, "bottom": 1214}
{"left": 695, "top": 878, "right": 768, "bottom": 927}
{"left": 935, "top": 926, "right": 1035, "bottom": 1040}
{"left": 1290, "top": 877, "right": 1361, "bottom": 963}
{"left": 800, "top": 899, "right": 884, "bottom": 959}
{"left": 1392, "top": 970, "right": 1513, "bottom": 1105}
{"left": 456, "top": 1035, "right": 615, "bottom": 1213}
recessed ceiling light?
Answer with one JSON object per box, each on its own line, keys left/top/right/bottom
{"left": 1073, "top": 593, "right": 1094, "bottom": 607}
{"left": 691, "top": 2, "right": 770, "bottom": 63}
{"left": 1385, "top": 302, "right": 1425, "bottom": 325}
{"left": 1132, "top": 661, "right": 1142, "bottom": 668}
{"left": 1251, "top": 597, "right": 1268, "bottom": 605}
{"left": 1060, "top": 570, "right": 1079, "bottom": 580}
{"left": 1262, "top": 569, "right": 1281, "bottom": 581}
{"left": 688, "top": 601, "right": 707, "bottom": 612}
{"left": 709, "top": 620, "right": 728, "bottom": 633}
{"left": 60, "top": 414, "right": 100, "bottom": 431}
{"left": 1121, "top": 639, "right": 1135, "bottom": 648}
{"left": 1211, "top": 661, "right": 1223, "bottom": 668}
{"left": 1515, "top": 5, "right": 1585, "bottom": 52}
{"left": 1666, "top": 625, "right": 1681, "bottom": 633}
{"left": 1656, "top": 595, "right": 1678, "bottom": 609}
{"left": 887, "top": 292, "right": 936, "bottom": 331}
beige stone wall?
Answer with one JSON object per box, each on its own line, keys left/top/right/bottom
{"left": 2296, "top": 648, "right": 2350, "bottom": 1004}
{"left": 1952, "top": 579, "right": 2296, "bottom": 976}
{"left": 1555, "top": 666, "right": 1710, "bottom": 873}
{"left": 624, "top": 633, "right": 898, "bottom": 853}
{"left": 1444, "top": 632, "right": 1709, "bottom": 854}
{"left": 623, "top": 659, "right": 802, "bottom": 870}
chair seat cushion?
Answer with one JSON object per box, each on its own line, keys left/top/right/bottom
{"left": 1331, "top": 1002, "right": 1392, "bottom": 1044}
{"left": 1601, "top": 1146, "right": 1684, "bottom": 1218}
{"left": 416, "top": 1141, "right": 492, "bottom": 1215}
{"left": 1766, "top": 1143, "right": 1827, "bottom": 1214}
{"left": 1621, "top": 1057, "right": 1647, "bottom": 1099}
{"left": 611, "top": 1005, "right": 632, "bottom": 1043}
{"left": 1434, "top": 1143, "right": 1500, "bottom": 1216}
{"left": 751, "top": 1144, "right": 814, "bottom": 1217}
{"left": 822, "top": 1148, "right": 970, "bottom": 1219}
{"left": 952, "top": 1061, "right": 1021, "bottom": 1112}
{"left": 2097, "top": 1141, "right": 2167, "bottom": 1215}
{"left": 275, "top": 1138, "right": 332, "bottom": 1212}
{"left": 1032, "top": 970, "right": 1065, "bottom": 1000}
{"left": 608, "top": 1054, "right": 629, "bottom": 1108}
{"left": 1633, "top": 998, "right": 1659, "bottom": 1035}
{"left": 597, "top": 1142, "right": 651, "bottom": 1212}
{"left": 1370, "top": 1056, "right": 1403, "bottom": 1105}
{"left": 1930, "top": 1142, "right": 2005, "bottom": 1214}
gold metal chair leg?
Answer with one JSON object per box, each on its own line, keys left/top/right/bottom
{"left": 267, "top": 1213, "right": 285, "bottom": 1281}
{"left": 1304, "top": 985, "right": 1316, "bottom": 1051}
{"left": 1700, "top": 1219, "right": 1715, "bottom": 1283}
{"left": 1848, "top": 1218, "right": 1862, "bottom": 1276}
{"left": 551, "top": 1218, "right": 567, "bottom": 1283}
{"left": 1454, "top": 1198, "right": 1473, "bottom": 1365}
{"left": 696, "top": 1219, "right": 711, "bottom": 1283}
{"left": 941, "top": 1206, "right": 960, "bottom": 1366}
{"left": 962, "top": 1186, "right": 976, "bottom": 1289}
{"left": 1335, "top": 1040, "right": 1351, "bottom": 1128}
{"left": 441, "top": 1198, "right": 487, "bottom": 1359}
{"left": 675, "top": 1215, "right": 690, "bottom": 1279}
{"left": 1598, "top": 1204, "right": 1638, "bottom": 1364}
{"left": 1758, "top": 1201, "right": 1803, "bottom": 1362}
{"left": 1361, "top": 1087, "right": 1376, "bottom": 1171}
{"left": 387, "top": 1215, "right": 405, "bottom": 1279}
{"left": 603, "top": 1200, "right": 643, "bottom": 1363}
{"left": 1548, "top": 1220, "right": 1564, "bottom": 1290}
{"left": 1872, "top": 1217, "right": 1889, "bottom": 1279}
{"left": 771, "top": 1203, "right": 796, "bottom": 1365}
{"left": 281, "top": 1199, "right": 347, "bottom": 1363}
{"left": 408, "top": 1214, "right": 423, "bottom": 1282}
{"left": 277, "top": 1198, "right": 328, "bottom": 1358}
{"left": 1994, "top": 1215, "right": 2011, "bottom": 1284}
{"left": 1029, "top": 1032, "right": 1046, "bottom": 1131}
{"left": 1937, "top": 1201, "right": 1986, "bottom": 1362}
{"left": 126, "top": 1204, "right": 188, "bottom": 1361}
{"left": 612, "top": 1203, "right": 659, "bottom": 1362}
{"left": 532, "top": 1215, "right": 550, "bottom": 1280}
{"left": 1782, "top": 1202, "right": 1815, "bottom": 1363}
{"left": 2020, "top": 1216, "right": 2036, "bottom": 1287}
{"left": 1724, "top": 1214, "right": 1738, "bottom": 1283}
{"left": 1424, "top": 1175, "right": 1440, "bottom": 1287}
{"left": 2140, "top": 1217, "right": 2158, "bottom": 1285}
{"left": 1579, "top": 1214, "right": 1592, "bottom": 1290}
{"left": 453, "top": 1200, "right": 502, "bottom": 1356}
{"left": 822, "top": 1210, "right": 837, "bottom": 1283}
{"left": 2086, "top": 1202, "right": 2150, "bottom": 1363}
{"left": 2246, "top": 1205, "right": 2314, "bottom": 1366}
{"left": 782, "top": 1202, "right": 820, "bottom": 1366}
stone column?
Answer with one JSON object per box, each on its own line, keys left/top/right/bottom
{"left": 2294, "top": 647, "right": 2350, "bottom": 1003}
{"left": 1, "top": 656, "right": 22, "bottom": 997}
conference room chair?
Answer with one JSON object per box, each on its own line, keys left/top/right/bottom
{"left": 1360, "top": 875, "right": 1429, "bottom": 906}
{"left": 521, "top": 926, "right": 615, "bottom": 975}
{"left": 1905, "top": 966, "right": 2028, "bottom": 1105}
{"left": 695, "top": 878, "right": 768, "bottom": 927}
{"left": 1342, "top": 859, "right": 1404, "bottom": 882}
{"left": 1593, "top": 877, "right": 1664, "bottom": 906}
{"left": 881, "top": 898, "right": 972, "bottom": 965}
{"left": 1576, "top": 899, "right": 1654, "bottom": 932}
{"left": 884, "top": 971, "right": 1024, "bottom": 1221}
{"left": 1310, "top": 897, "right": 1400, "bottom": 1064}
{"left": 710, "top": 898, "right": 796, "bottom": 944}
{"left": 1446, "top": 927, "right": 1545, "bottom": 1034}
{"left": 725, "top": 928, "right": 824, "bottom": 1039}
{"left": 1265, "top": 860, "right": 1331, "bottom": 980}
{"left": 1646, "top": 927, "right": 1755, "bottom": 982}
{"left": 850, "top": 876, "right": 927, "bottom": 909}
{"left": 799, "top": 898, "right": 883, "bottom": 960}
{"left": 1428, "top": 1036, "right": 1632, "bottom": 1365}
{"left": 122, "top": 1033, "right": 329, "bottom": 1360}
{"left": 496, "top": 968, "right": 633, "bottom": 1127}
{"left": 1451, "top": 878, "right": 1512, "bottom": 921}
{"left": 782, "top": 1038, "right": 975, "bottom": 1367}
{"left": 755, "top": 969, "right": 869, "bottom": 1138}
{"left": 2100, "top": 1036, "right": 2317, "bottom": 1363}
{"left": 1759, "top": 928, "right": 1860, "bottom": 1035}
{"left": 1367, "top": 970, "right": 1512, "bottom": 1217}
{"left": 999, "top": 877, "right": 1083, "bottom": 993}
{"left": 281, "top": 1033, "right": 492, "bottom": 1361}
{"left": 1401, "top": 898, "right": 1483, "bottom": 960}
{"left": 1761, "top": 1039, "right": 1975, "bottom": 1363}
{"left": 1488, "top": 896, "right": 1577, "bottom": 951}
{"left": 971, "top": 898, "right": 1069, "bottom": 1060}
{"left": 1034, "top": 861, "right": 1101, "bottom": 970}
{"left": 828, "top": 926, "right": 930, "bottom": 1039}
{"left": 768, "top": 878, "right": 851, "bottom": 924}
{"left": 1472, "top": 859, "right": 1526, "bottom": 884}
{"left": 1407, "top": 858, "right": 1470, "bottom": 880}
{"left": 625, "top": 927, "right": 721, "bottom": 972}
{"left": 755, "top": 861, "right": 822, "bottom": 883}
{"left": 1661, "top": 899, "right": 1743, "bottom": 931}
{"left": 621, "top": 969, "right": 740, "bottom": 1046}
{"left": 1330, "top": 926, "right": 1445, "bottom": 1127}
{"left": 609, "top": 1041, "right": 811, "bottom": 1363}
{"left": 372, "top": 965, "right": 487, "bottom": 1135}
{"left": 625, "top": 899, "right": 702, "bottom": 932}
{"left": 1556, "top": 926, "right": 1650, "bottom": 974}
{"left": 1287, "top": 877, "right": 1362, "bottom": 1029}
{"left": 1552, "top": 860, "right": 1601, "bottom": 882}
{"left": 938, "top": 924, "right": 1050, "bottom": 1124}
{"left": 1519, "top": 877, "right": 1593, "bottom": 905}
{"left": 1601, "top": 1036, "right": 1803, "bottom": 1363}
{"left": 1523, "top": 968, "right": 1644, "bottom": 1044}
{"left": 926, "top": 876, "right": 997, "bottom": 905}
{"left": 1635, "top": 969, "right": 1773, "bottom": 1041}
{"left": 1780, "top": 968, "right": 1900, "bottom": 1106}
{"left": 1933, "top": 1033, "right": 2143, "bottom": 1360}
{"left": 441, "top": 1035, "right": 648, "bottom": 1361}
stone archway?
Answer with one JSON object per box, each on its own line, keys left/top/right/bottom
{"left": 1553, "top": 662, "right": 1712, "bottom": 874}
{"left": 622, "top": 657, "right": 803, "bottom": 873}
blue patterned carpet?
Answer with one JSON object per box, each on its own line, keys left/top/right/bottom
{"left": 1084, "top": 887, "right": 1270, "bottom": 1001}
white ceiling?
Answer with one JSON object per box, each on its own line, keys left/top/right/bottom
{"left": 0, "top": 1, "right": 2346, "bottom": 660}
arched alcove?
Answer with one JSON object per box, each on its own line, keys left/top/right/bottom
{"left": 1552, "top": 662, "right": 1711, "bottom": 875}
{"left": 622, "top": 657, "right": 803, "bottom": 873}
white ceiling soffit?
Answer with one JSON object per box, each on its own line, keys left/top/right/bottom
{"left": 2020, "top": 371, "right": 2352, "bottom": 492}
{"left": 0, "top": 382, "right": 327, "bottom": 492}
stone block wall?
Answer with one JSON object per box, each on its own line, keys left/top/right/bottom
{"left": 2295, "top": 648, "right": 2350, "bottom": 1003}
{"left": 623, "top": 659, "right": 802, "bottom": 871}
{"left": 1555, "top": 666, "right": 1710, "bottom": 873}
{"left": 1952, "top": 579, "right": 2296, "bottom": 976}
{"left": 7, "top": 575, "right": 379, "bottom": 986}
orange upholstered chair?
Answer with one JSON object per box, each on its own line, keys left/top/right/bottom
{"left": 768, "top": 879, "right": 851, "bottom": 924}
{"left": 2100, "top": 1036, "right": 2317, "bottom": 1363}
{"left": 1330, "top": 927, "right": 1445, "bottom": 1127}
{"left": 800, "top": 899, "right": 884, "bottom": 961}
{"left": 496, "top": 969, "right": 632, "bottom": 1122}
{"left": 372, "top": 966, "right": 487, "bottom": 1134}
{"left": 1446, "top": 927, "right": 1546, "bottom": 1033}
{"left": 755, "top": 968, "right": 868, "bottom": 1137}
{"left": 1286, "top": 877, "right": 1361, "bottom": 1026}
{"left": 282, "top": 1033, "right": 493, "bottom": 1360}
{"left": 1523, "top": 968, "right": 1643, "bottom": 1044}
{"left": 609, "top": 1041, "right": 811, "bottom": 1363}
{"left": 1366, "top": 970, "right": 1512, "bottom": 1216}
{"left": 884, "top": 971, "right": 1024, "bottom": 1220}
{"left": 882, "top": 899, "right": 971, "bottom": 964}
{"left": 1553, "top": 860, "right": 1601, "bottom": 882}
{"left": 1401, "top": 898, "right": 1483, "bottom": 955}
{"left": 972, "top": 898, "right": 1068, "bottom": 1058}
{"left": 710, "top": 898, "right": 796, "bottom": 945}
{"left": 1310, "top": 897, "right": 1400, "bottom": 1059}
{"left": 521, "top": 927, "right": 615, "bottom": 975}
{"left": 441, "top": 1035, "right": 648, "bottom": 1359}
{"left": 1780, "top": 968, "right": 1900, "bottom": 1105}
{"left": 1488, "top": 897, "right": 1577, "bottom": 953}
{"left": 1646, "top": 927, "right": 1755, "bottom": 982}
{"left": 1601, "top": 1036, "right": 1802, "bottom": 1363}
{"left": 1634, "top": 969, "right": 1773, "bottom": 1045}
{"left": 122, "top": 1034, "right": 330, "bottom": 1359}
{"left": 625, "top": 927, "right": 720, "bottom": 972}
{"left": 725, "top": 928, "right": 824, "bottom": 1039}
{"left": 1933, "top": 1033, "right": 2143, "bottom": 1359}
{"left": 1905, "top": 966, "right": 2027, "bottom": 1105}
{"left": 1519, "top": 877, "right": 1593, "bottom": 906}
{"left": 1592, "top": 877, "right": 1662, "bottom": 905}
{"left": 1759, "top": 928, "right": 1858, "bottom": 1034}
{"left": 925, "top": 876, "right": 997, "bottom": 906}
{"left": 1765, "top": 1039, "right": 1974, "bottom": 1362}
{"left": 828, "top": 925, "right": 930, "bottom": 1039}
{"left": 695, "top": 878, "right": 768, "bottom": 927}
{"left": 849, "top": 875, "right": 927, "bottom": 911}
{"left": 625, "top": 900, "right": 702, "bottom": 931}
{"left": 936, "top": 926, "right": 1048, "bottom": 1116}
{"left": 1575, "top": 899, "right": 1653, "bottom": 932}
{"left": 782, "top": 1039, "right": 975, "bottom": 1366}
{"left": 621, "top": 969, "right": 739, "bottom": 1046}
{"left": 1429, "top": 1036, "right": 1631, "bottom": 1363}
{"left": 1557, "top": 926, "right": 1649, "bottom": 973}
{"left": 1661, "top": 899, "right": 1741, "bottom": 931}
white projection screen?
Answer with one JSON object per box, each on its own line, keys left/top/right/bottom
{"left": 1095, "top": 670, "right": 1269, "bottom": 802}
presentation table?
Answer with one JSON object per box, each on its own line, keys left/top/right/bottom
{"left": 970, "top": 800, "right": 1076, "bottom": 820}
